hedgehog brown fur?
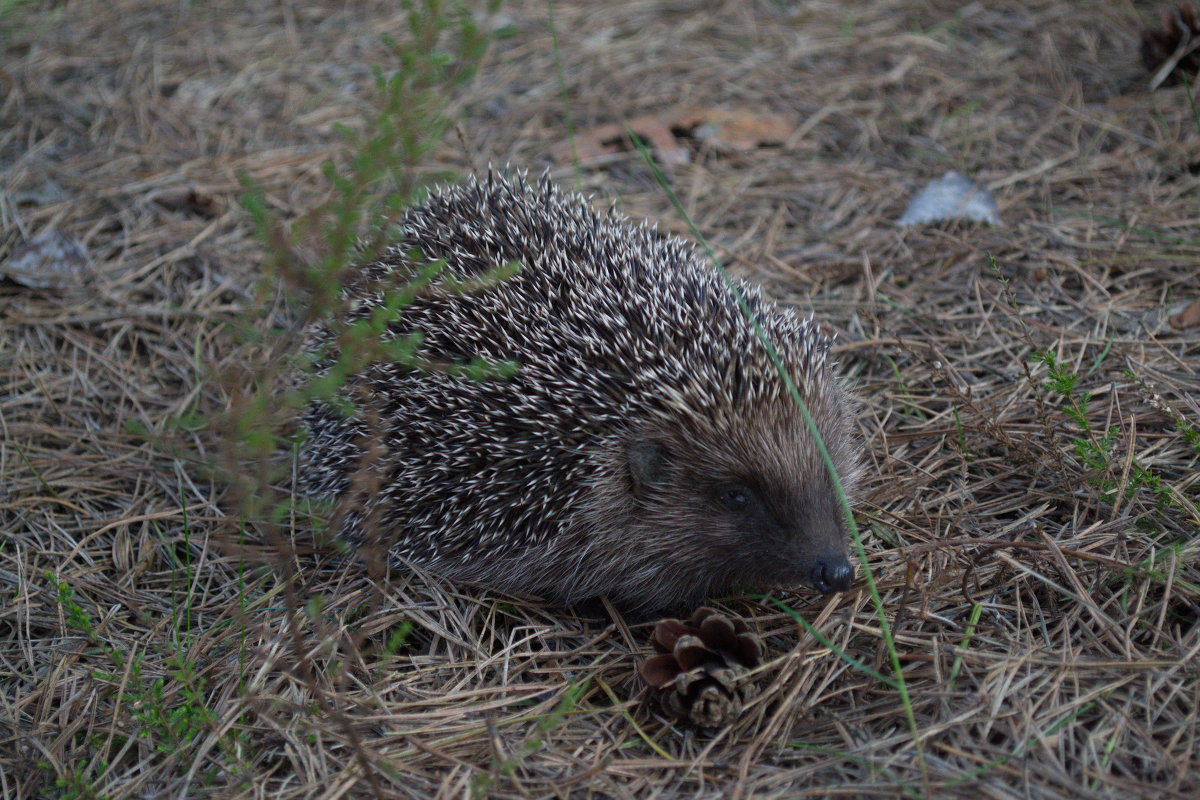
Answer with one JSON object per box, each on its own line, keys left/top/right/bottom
{"left": 299, "top": 172, "right": 862, "bottom": 611}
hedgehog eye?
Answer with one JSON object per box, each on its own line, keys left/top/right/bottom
{"left": 718, "top": 485, "right": 753, "bottom": 512}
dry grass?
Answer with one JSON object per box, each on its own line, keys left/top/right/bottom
{"left": 2, "top": 1, "right": 1199, "bottom": 798}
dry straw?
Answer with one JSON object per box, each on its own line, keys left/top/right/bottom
{"left": 2, "top": 1, "right": 1198, "bottom": 798}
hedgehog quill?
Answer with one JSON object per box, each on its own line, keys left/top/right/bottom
{"left": 299, "top": 172, "right": 862, "bottom": 611}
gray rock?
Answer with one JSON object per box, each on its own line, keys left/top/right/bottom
{"left": 898, "top": 171, "right": 1001, "bottom": 227}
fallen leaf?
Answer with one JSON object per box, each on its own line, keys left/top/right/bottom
{"left": 551, "top": 107, "right": 797, "bottom": 166}
{"left": 1168, "top": 297, "right": 1200, "bottom": 329}
{"left": 552, "top": 113, "right": 689, "bottom": 165}
{"left": 677, "top": 108, "right": 794, "bottom": 151}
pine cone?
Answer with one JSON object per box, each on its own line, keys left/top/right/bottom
{"left": 1141, "top": 4, "right": 1200, "bottom": 84}
{"left": 638, "top": 607, "right": 763, "bottom": 728}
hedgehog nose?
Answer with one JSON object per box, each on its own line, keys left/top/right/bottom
{"left": 811, "top": 557, "right": 853, "bottom": 593}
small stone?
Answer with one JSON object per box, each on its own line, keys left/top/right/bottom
{"left": 898, "top": 171, "right": 1001, "bottom": 227}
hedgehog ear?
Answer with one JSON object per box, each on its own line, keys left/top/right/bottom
{"left": 627, "top": 439, "right": 669, "bottom": 496}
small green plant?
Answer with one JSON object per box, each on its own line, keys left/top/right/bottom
{"left": 243, "top": 0, "right": 501, "bottom": 324}
{"left": 47, "top": 573, "right": 248, "bottom": 787}
{"left": 38, "top": 760, "right": 108, "bottom": 800}
{"left": 1033, "top": 348, "right": 1174, "bottom": 507}
{"left": 226, "top": 0, "right": 510, "bottom": 536}
{"left": 211, "top": 4, "right": 509, "bottom": 794}
{"left": 130, "top": 654, "right": 219, "bottom": 756}
{"left": 1127, "top": 369, "right": 1200, "bottom": 458}
{"left": 946, "top": 601, "right": 983, "bottom": 693}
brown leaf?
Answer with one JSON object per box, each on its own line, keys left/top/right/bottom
{"left": 551, "top": 114, "right": 689, "bottom": 166}
{"left": 1168, "top": 297, "right": 1200, "bottom": 329}
{"left": 676, "top": 108, "right": 795, "bottom": 151}
{"left": 550, "top": 107, "right": 797, "bottom": 166}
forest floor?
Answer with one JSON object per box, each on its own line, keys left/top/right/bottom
{"left": 2, "top": 1, "right": 1198, "bottom": 798}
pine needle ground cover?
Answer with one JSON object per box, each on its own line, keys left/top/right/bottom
{"left": 2, "top": 1, "right": 1197, "bottom": 797}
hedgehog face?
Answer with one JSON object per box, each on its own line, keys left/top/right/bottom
{"left": 622, "top": 402, "right": 858, "bottom": 603}
{"left": 700, "top": 473, "right": 854, "bottom": 595}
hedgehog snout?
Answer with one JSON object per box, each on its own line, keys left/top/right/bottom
{"left": 809, "top": 555, "right": 854, "bottom": 593}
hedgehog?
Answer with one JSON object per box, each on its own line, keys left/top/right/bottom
{"left": 298, "top": 172, "right": 862, "bottom": 611}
